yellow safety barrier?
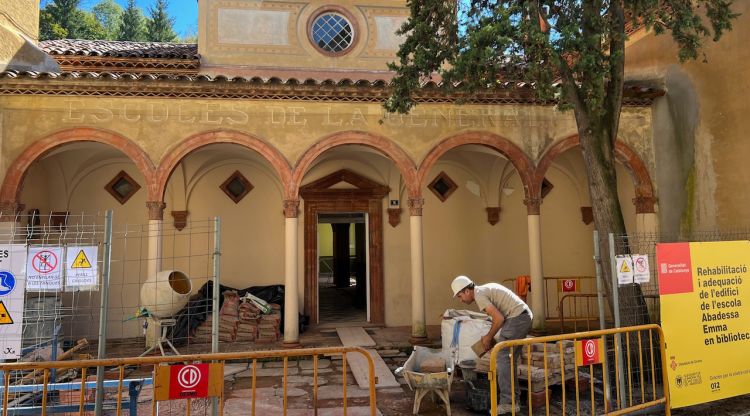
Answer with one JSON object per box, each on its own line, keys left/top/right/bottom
{"left": 558, "top": 294, "right": 661, "bottom": 333}
{"left": 0, "top": 346, "right": 377, "bottom": 416}
{"left": 487, "top": 324, "right": 670, "bottom": 415}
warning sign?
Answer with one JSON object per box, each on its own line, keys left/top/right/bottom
{"left": 0, "top": 245, "right": 27, "bottom": 359}
{"left": 559, "top": 279, "right": 578, "bottom": 293}
{"left": 27, "top": 247, "right": 63, "bottom": 291}
{"left": 576, "top": 338, "right": 604, "bottom": 366}
{"left": 154, "top": 363, "right": 224, "bottom": 401}
{"left": 65, "top": 246, "right": 98, "bottom": 288}
{"left": 616, "top": 255, "right": 634, "bottom": 285}
{"left": 0, "top": 300, "right": 13, "bottom": 325}
{"left": 632, "top": 254, "right": 651, "bottom": 283}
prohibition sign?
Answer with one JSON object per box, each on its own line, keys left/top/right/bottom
{"left": 177, "top": 365, "right": 202, "bottom": 389}
{"left": 32, "top": 251, "right": 58, "bottom": 274}
{"left": 584, "top": 340, "right": 596, "bottom": 360}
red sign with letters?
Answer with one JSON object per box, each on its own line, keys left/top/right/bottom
{"left": 169, "top": 364, "right": 209, "bottom": 399}
{"left": 656, "top": 242, "right": 694, "bottom": 295}
{"left": 561, "top": 279, "right": 577, "bottom": 292}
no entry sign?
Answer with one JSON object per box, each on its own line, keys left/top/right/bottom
{"left": 154, "top": 363, "right": 224, "bottom": 401}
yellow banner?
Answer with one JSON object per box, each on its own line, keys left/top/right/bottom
{"left": 657, "top": 241, "right": 750, "bottom": 408}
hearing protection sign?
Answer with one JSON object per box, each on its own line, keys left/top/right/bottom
{"left": 0, "top": 245, "right": 27, "bottom": 359}
{"left": 657, "top": 241, "right": 750, "bottom": 408}
{"left": 65, "top": 246, "right": 98, "bottom": 288}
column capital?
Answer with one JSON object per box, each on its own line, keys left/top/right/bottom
{"left": 407, "top": 198, "right": 424, "bottom": 216}
{"left": 524, "top": 198, "right": 542, "bottom": 215}
{"left": 146, "top": 201, "right": 166, "bottom": 220}
{"left": 387, "top": 208, "right": 402, "bottom": 227}
{"left": 633, "top": 196, "right": 656, "bottom": 214}
{"left": 0, "top": 201, "right": 24, "bottom": 222}
{"left": 486, "top": 207, "right": 500, "bottom": 225}
{"left": 283, "top": 199, "right": 300, "bottom": 218}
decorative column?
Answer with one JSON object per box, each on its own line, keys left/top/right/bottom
{"left": 282, "top": 199, "right": 301, "bottom": 348}
{"left": 408, "top": 197, "right": 428, "bottom": 343}
{"left": 634, "top": 196, "right": 658, "bottom": 234}
{"left": 145, "top": 201, "right": 166, "bottom": 347}
{"left": 524, "top": 198, "right": 545, "bottom": 330}
{"left": 146, "top": 201, "right": 166, "bottom": 281}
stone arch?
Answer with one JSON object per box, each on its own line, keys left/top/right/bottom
{"left": 155, "top": 130, "right": 293, "bottom": 201}
{"left": 291, "top": 131, "right": 419, "bottom": 198}
{"left": 0, "top": 127, "right": 156, "bottom": 203}
{"left": 417, "top": 131, "right": 536, "bottom": 200}
{"left": 534, "top": 135, "right": 656, "bottom": 213}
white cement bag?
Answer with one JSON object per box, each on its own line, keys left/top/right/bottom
{"left": 441, "top": 309, "right": 500, "bottom": 364}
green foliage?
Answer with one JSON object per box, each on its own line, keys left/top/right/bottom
{"left": 386, "top": 0, "right": 739, "bottom": 115}
{"left": 92, "top": 0, "right": 124, "bottom": 40}
{"left": 118, "top": 0, "right": 147, "bottom": 41}
{"left": 146, "top": 0, "right": 178, "bottom": 42}
{"left": 39, "top": 0, "right": 107, "bottom": 41}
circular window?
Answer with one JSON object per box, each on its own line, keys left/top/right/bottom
{"left": 310, "top": 12, "right": 354, "bottom": 54}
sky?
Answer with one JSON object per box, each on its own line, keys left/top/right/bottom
{"left": 78, "top": 0, "right": 199, "bottom": 39}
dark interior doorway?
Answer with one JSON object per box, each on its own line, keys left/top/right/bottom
{"left": 317, "top": 213, "right": 367, "bottom": 324}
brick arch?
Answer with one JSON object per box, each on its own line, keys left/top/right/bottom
{"left": 418, "top": 131, "right": 536, "bottom": 200}
{"left": 0, "top": 127, "right": 156, "bottom": 203}
{"left": 291, "top": 131, "right": 419, "bottom": 198}
{"left": 534, "top": 135, "right": 656, "bottom": 213}
{"left": 155, "top": 130, "right": 292, "bottom": 200}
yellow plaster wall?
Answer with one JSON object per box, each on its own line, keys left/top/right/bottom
{"left": 0, "top": 0, "right": 39, "bottom": 41}
{"left": 624, "top": 2, "right": 750, "bottom": 229}
{"left": 0, "top": 96, "right": 652, "bottom": 180}
{"left": 199, "top": 0, "right": 409, "bottom": 76}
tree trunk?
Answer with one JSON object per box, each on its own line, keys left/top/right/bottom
{"left": 579, "top": 127, "right": 650, "bottom": 327}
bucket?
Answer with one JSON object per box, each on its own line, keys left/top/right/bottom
{"left": 139, "top": 270, "right": 192, "bottom": 318}
{"left": 466, "top": 378, "right": 492, "bottom": 413}
{"left": 22, "top": 296, "right": 62, "bottom": 346}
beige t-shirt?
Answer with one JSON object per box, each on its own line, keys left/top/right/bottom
{"left": 474, "top": 283, "right": 531, "bottom": 319}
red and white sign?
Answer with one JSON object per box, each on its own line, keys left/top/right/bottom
{"left": 26, "top": 247, "right": 63, "bottom": 291}
{"left": 169, "top": 364, "right": 209, "bottom": 399}
{"left": 576, "top": 338, "right": 603, "bottom": 366}
{"left": 561, "top": 279, "right": 577, "bottom": 292}
{"left": 656, "top": 243, "right": 693, "bottom": 295}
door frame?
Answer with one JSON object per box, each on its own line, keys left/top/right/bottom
{"left": 300, "top": 169, "right": 388, "bottom": 325}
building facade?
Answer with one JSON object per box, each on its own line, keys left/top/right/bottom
{"left": 1, "top": 0, "right": 744, "bottom": 346}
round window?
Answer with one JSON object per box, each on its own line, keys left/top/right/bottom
{"left": 310, "top": 12, "right": 354, "bottom": 54}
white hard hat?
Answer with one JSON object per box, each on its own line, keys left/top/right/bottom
{"left": 451, "top": 275, "right": 474, "bottom": 297}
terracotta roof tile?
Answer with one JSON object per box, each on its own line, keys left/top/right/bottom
{"left": 39, "top": 39, "right": 198, "bottom": 60}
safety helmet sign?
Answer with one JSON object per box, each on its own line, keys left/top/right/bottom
{"left": 576, "top": 338, "right": 604, "bottom": 366}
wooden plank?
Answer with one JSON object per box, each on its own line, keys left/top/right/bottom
{"left": 336, "top": 327, "right": 376, "bottom": 347}
{"left": 346, "top": 348, "right": 400, "bottom": 389}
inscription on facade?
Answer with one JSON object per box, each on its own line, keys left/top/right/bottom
{"left": 60, "top": 100, "right": 576, "bottom": 129}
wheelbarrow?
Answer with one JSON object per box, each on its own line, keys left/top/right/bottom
{"left": 396, "top": 346, "right": 454, "bottom": 415}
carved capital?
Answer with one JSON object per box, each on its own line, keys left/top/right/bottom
{"left": 146, "top": 201, "right": 166, "bottom": 220}
{"left": 486, "top": 207, "right": 501, "bottom": 225}
{"left": 171, "top": 210, "right": 189, "bottom": 231}
{"left": 524, "top": 198, "right": 542, "bottom": 215}
{"left": 0, "top": 201, "right": 24, "bottom": 222}
{"left": 580, "top": 207, "right": 594, "bottom": 225}
{"left": 633, "top": 196, "right": 656, "bottom": 214}
{"left": 283, "top": 199, "right": 300, "bottom": 218}
{"left": 407, "top": 198, "right": 424, "bottom": 216}
{"left": 387, "top": 208, "right": 402, "bottom": 227}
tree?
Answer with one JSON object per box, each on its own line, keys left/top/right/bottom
{"left": 118, "top": 0, "right": 147, "bottom": 41}
{"left": 385, "top": 1, "right": 738, "bottom": 326}
{"left": 92, "top": 0, "right": 123, "bottom": 40}
{"left": 146, "top": 0, "right": 178, "bottom": 42}
{"left": 39, "top": 0, "right": 107, "bottom": 40}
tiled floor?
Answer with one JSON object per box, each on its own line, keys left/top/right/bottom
{"left": 318, "top": 284, "right": 367, "bottom": 324}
